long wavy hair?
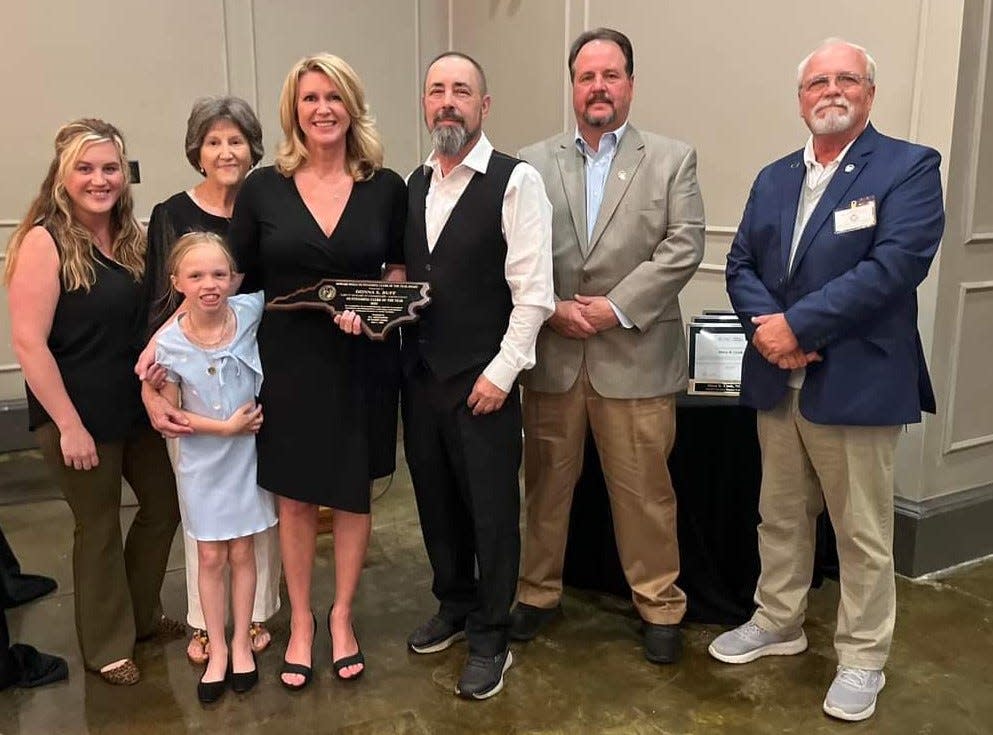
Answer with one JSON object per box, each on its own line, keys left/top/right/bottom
{"left": 4, "top": 119, "right": 145, "bottom": 290}
{"left": 275, "top": 53, "right": 383, "bottom": 181}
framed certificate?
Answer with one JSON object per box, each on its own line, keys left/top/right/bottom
{"left": 687, "top": 323, "right": 746, "bottom": 396}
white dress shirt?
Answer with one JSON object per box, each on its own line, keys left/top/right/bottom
{"left": 421, "top": 133, "right": 555, "bottom": 392}
{"left": 787, "top": 130, "right": 861, "bottom": 388}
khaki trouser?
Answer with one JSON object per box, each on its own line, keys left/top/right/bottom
{"left": 36, "top": 422, "right": 179, "bottom": 670}
{"left": 752, "top": 390, "right": 900, "bottom": 669}
{"left": 519, "top": 364, "right": 686, "bottom": 624}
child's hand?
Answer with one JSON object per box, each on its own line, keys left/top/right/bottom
{"left": 225, "top": 402, "right": 263, "bottom": 436}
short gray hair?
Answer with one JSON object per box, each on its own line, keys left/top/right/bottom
{"left": 796, "top": 37, "right": 877, "bottom": 87}
{"left": 184, "top": 96, "right": 264, "bottom": 173}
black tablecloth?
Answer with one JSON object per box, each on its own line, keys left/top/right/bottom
{"left": 562, "top": 394, "right": 837, "bottom": 625}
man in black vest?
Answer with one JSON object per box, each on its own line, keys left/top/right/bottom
{"left": 401, "top": 51, "right": 554, "bottom": 700}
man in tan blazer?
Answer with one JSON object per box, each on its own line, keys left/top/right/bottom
{"left": 511, "top": 27, "right": 704, "bottom": 664}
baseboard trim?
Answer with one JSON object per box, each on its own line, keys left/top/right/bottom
{"left": 0, "top": 399, "right": 35, "bottom": 453}
{"left": 894, "top": 483, "right": 993, "bottom": 577}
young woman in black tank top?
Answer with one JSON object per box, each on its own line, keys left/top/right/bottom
{"left": 4, "top": 119, "right": 181, "bottom": 685}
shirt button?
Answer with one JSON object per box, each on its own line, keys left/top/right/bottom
{"left": 213, "top": 404, "right": 221, "bottom": 411}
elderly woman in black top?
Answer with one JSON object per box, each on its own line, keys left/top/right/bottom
{"left": 5, "top": 119, "right": 180, "bottom": 685}
{"left": 142, "top": 96, "right": 281, "bottom": 666}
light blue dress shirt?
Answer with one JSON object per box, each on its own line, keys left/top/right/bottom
{"left": 574, "top": 122, "right": 633, "bottom": 328}
{"left": 575, "top": 121, "right": 628, "bottom": 243}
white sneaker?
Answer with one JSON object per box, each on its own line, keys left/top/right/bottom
{"left": 822, "top": 666, "right": 885, "bottom": 721}
{"left": 708, "top": 621, "right": 808, "bottom": 664}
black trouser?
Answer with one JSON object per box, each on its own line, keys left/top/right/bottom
{"left": 401, "top": 362, "right": 521, "bottom": 657}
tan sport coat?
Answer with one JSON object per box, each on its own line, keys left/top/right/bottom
{"left": 519, "top": 126, "right": 705, "bottom": 399}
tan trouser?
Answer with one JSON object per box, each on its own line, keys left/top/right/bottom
{"left": 518, "top": 364, "right": 686, "bottom": 624}
{"left": 752, "top": 390, "right": 900, "bottom": 669}
{"left": 36, "top": 422, "right": 179, "bottom": 670}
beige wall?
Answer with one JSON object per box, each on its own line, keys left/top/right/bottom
{"left": 916, "top": 0, "right": 993, "bottom": 503}
{"left": 2, "top": 1, "right": 990, "bottom": 508}
{"left": 0, "top": 0, "right": 434, "bottom": 400}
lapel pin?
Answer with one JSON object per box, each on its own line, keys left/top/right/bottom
{"left": 618, "top": 170, "right": 627, "bottom": 181}
{"left": 844, "top": 164, "right": 855, "bottom": 173}
{"left": 790, "top": 161, "right": 801, "bottom": 168}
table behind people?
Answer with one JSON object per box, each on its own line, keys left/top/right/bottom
{"left": 141, "top": 95, "right": 281, "bottom": 667}
{"left": 227, "top": 52, "right": 406, "bottom": 690}
{"left": 4, "top": 118, "right": 180, "bottom": 686}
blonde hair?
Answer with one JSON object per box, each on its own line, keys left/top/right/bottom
{"left": 275, "top": 53, "right": 383, "bottom": 181}
{"left": 159, "top": 231, "right": 236, "bottom": 318}
{"left": 4, "top": 119, "right": 145, "bottom": 290}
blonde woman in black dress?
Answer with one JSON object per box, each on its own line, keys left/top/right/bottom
{"left": 228, "top": 54, "right": 406, "bottom": 689}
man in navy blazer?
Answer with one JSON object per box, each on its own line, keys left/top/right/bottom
{"left": 709, "top": 39, "right": 943, "bottom": 723}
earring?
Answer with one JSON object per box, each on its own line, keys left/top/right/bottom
{"left": 199, "top": 166, "right": 206, "bottom": 175}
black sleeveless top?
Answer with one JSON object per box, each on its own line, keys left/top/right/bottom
{"left": 25, "top": 230, "right": 147, "bottom": 442}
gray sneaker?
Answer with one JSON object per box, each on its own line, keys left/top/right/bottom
{"left": 455, "top": 648, "right": 513, "bottom": 700}
{"left": 708, "top": 621, "right": 808, "bottom": 664}
{"left": 407, "top": 616, "right": 466, "bottom": 654}
{"left": 822, "top": 666, "right": 886, "bottom": 721}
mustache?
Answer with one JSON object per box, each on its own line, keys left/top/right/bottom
{"left": 814, "top": 96, "right": 852, "bottom": 114}
{"left": 585, "top": 91, "right": 613, "bottom": 107}
{"left": 433, "top": 108, "right": 465, "bottom": 124}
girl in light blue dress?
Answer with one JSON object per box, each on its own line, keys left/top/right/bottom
{"left": 154, "top": 231, "right": 275, "bottom": 703}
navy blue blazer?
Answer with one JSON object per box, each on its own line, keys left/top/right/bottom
{"left": 726, "top": 124, "right": 944, "bottom": 426}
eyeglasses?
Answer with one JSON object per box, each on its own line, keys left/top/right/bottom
{"left": 800, "top": 72, "right": 872, "bottom": 94}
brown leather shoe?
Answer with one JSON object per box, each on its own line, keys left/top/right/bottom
{"left": 99, "top": 659, "right": 140, "bottom": 686}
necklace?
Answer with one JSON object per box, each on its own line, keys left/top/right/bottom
{"left": 184, "top": 307, "right": 234, "bottom": 350}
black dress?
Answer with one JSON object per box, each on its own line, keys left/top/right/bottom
{"left": 145, "top": 191, "right": 230, "bottom": 336}
{"left": 228, "top": 166, "right": 406, "bottom": 512}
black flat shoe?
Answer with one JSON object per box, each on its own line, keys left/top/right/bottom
{"left": 280, "top": 612, "right": 316, "bottom": 692}
{"left": 231, "top": 652, "right": 258, "bottom": 694}
{"left": 329, "top": 606, "right": 364, "bottom": 681}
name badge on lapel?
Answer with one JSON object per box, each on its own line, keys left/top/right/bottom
{"left": 834, "top": 196, "right": 876, "bottom": 234}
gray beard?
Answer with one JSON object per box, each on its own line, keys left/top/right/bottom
{"left": 583, "top": 108, "right": 616, "bottom": 128}
{"left": 809, "top": 99, "right": 855, "bottom": 135}
{"left": 432, "top": 124, "right": 470, "bottom": 157}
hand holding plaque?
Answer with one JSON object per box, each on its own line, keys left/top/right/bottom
{"left": 266, "top": 278, "right": 431, "bottom": 340}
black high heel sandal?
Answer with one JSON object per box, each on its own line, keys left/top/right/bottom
{"left": 280, "top": 612, "right": 317, "bottom": 691}
{"left": 328, "top": 606, "right": 365, "bottom": 681}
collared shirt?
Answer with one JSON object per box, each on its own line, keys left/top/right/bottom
{"left": 787, "top": 127, "right": 863, "bottom": 388}
{"left": 421, "top": 133, "right": 554, "bottom": 391}
{"left": 573, "top": 122, "right": 633, "bottom": 328}
{"left": 574, "top": 121, "right": 628, "bottom": 243}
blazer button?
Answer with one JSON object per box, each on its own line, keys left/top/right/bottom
{"left": 425, "top": 264, "right": 432, "bottom": 272}
{"left": 582, "top": 273, "right": 591, "bottom": 282}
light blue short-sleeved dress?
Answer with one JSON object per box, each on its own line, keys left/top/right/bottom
{"left": 156, "top": 292, "right": 277, "bottom": 541}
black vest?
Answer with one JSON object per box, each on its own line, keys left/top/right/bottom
{"left": 403, "top": 150, "right": 519, "bottom": 380}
